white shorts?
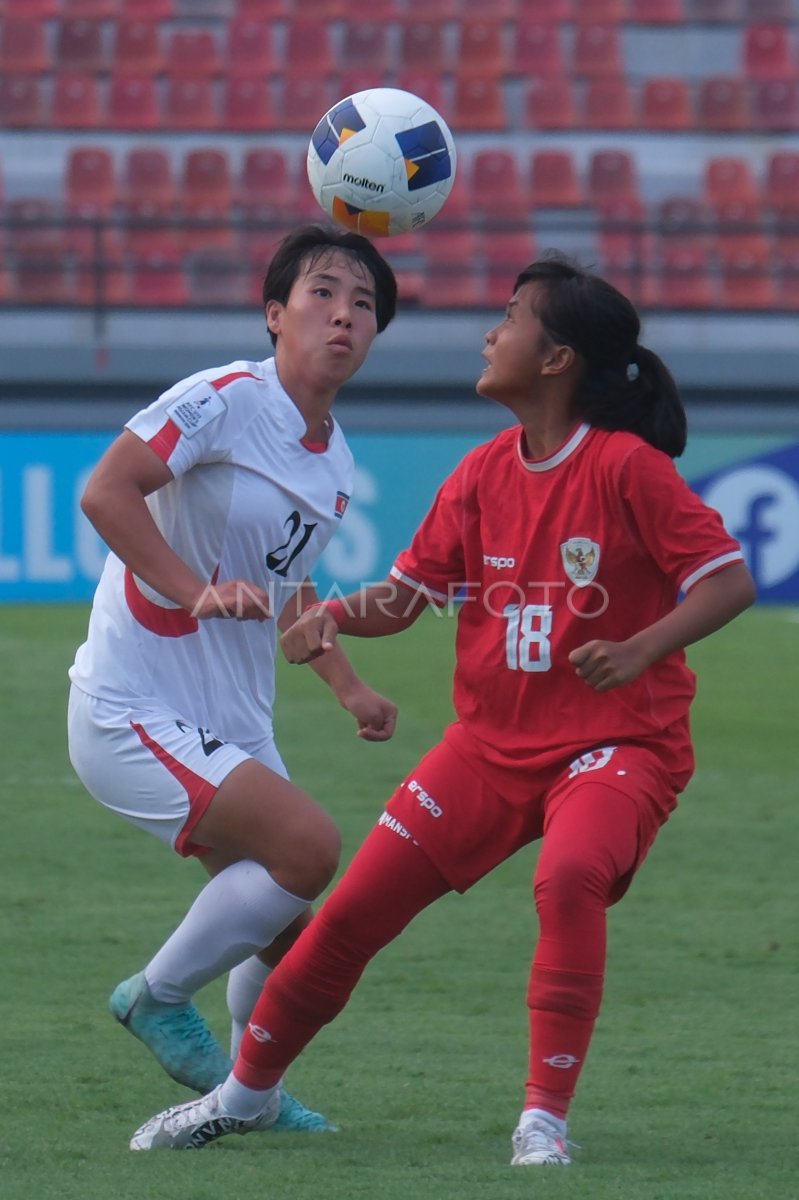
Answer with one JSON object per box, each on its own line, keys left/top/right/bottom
{"left": 67, "top": 685, "right": 288, "bottom": 857}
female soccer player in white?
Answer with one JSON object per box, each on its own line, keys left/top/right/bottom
{"left": 129, "top": 254, "right": 756, "bottom": 1161}
{"left": 68, "top": 226, "right": 399, "bottom": 1130}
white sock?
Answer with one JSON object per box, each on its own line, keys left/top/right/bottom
{"left": 144, "top": 860, "right": 310, "bottom": 1004}
{"left": 219, "top": 1073, "right": 278, "bottom": 1119}
{"left": 226, "top": 956, "right": 272, "bottom": 1059}
{"left": 521, "top": 1108, "right": 567, "bottom": 1138}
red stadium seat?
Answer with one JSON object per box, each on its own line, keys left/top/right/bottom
{"left": 572, "top": 24, "right": 624, "bottom": 78}
{"left": 226, "top": 18, "right": 278, "bottom": 79}
{"left": 163, "top": 78, "right": 219, "bottom": 130}
{"left": 640, "top": 77, "right": 692, "bottom": 129}
{"left": 235, "top": 0, "right": 287, "bottom": 16}
{"left": 113, "top": 19, "right": 163, "bottom": 77}
{"left": 690, "top": 0, "right": 742, "bottom": 19}
{"left": 166, "top": 29, "right": 222, "bottom": 78}
{"left": 181, "top": 148, "right": 232, "bottom": 209}
{"left": 7, "top": 198, "right": 64, "bottom": 256}
{"left": 525, "top": 78, "right": 578, "bottom": 131}
{"left": 125, "top": 0, "right": 173, "bottom": 14}
{"left": 573, "top": 0, "right": 625, "bottom": 20}
{"left": 703, "top": 156, "right": 759, "bottom": 207}
{"left": 482, "top": 229, "right": 537, "bottom": 306}
{"left": 284, "top": 20, "right": 335, "bottom": 79}
{"left": 65, "top": 146, "right": 117, "bottom": 219}
{"left": 512, "top": 23, "right": 566, "bottom": 78}
{"left": 656, "top": 195, "right": 713, "bottom": 249}
{"left": 471, "top": 150, "right": 529, "bottom": 224}
{"left": 74, "top": 231, "right": 129, "bottom": 307}
{"left": 122, "top": 147, "right": 175, "bottom": 250}
{"left": 55, "top": 18, "right": 106, "bottom": 73}
{"left": 455, "top": 21, "right": 510, "bottom": 80}
{"left": 774, "top": 234, "right": 799, "bottom": 308}
{"left": 130, "top": 247, "right": 187, "bottom": 307}
{"left": 335, "top": 71, "right": 387, "bottom": 99}
{"left": 339, "top": 21, "right": 392, "bottom": 75}
{"left": 718, "top": 247, "right": 776, "bottom": 308}
{"left": 223, "top": 77, "right": 275, "bottom": 131}
{"left": 424, "top": 265, "right": 482, "bottom": 309}
{"left": 62, "top": 0, "right": 117, "bottom": 16}
{"left": 3, "top": 0, "right": 59, "bottom": 16}
{"left": 397, "top": 21, "right": 447, "bottom": 73}
{"left": 751, "top": 78, "right": 799, "bottom": 131}
{"left": 742, "top": 23, "right": 795, "bottom": 79}
{"left": 236, "top": 147, "right": 293, "bottom": 220}
{"left": 394, "top": 71, "right": 446, "bottom": 119}
{"left": 745, "top": 0, "right": 793, "bottom": 16}
{"left": 587, "top": 150, "right": 640, "bottom": 205}
{"left": 51, "top": 73, "right": 102, "bottom": 129}
{"left": 696, "top": 76, "right": 749, "bottom": 130}
{"left": 450, "top": 78, "right": 507, "bottom": 132}
{"left": 658, "top": 241, "right": 714, "bottom": 307}
{"left": 629, "top": 0, "right": 684, "bottom": 21}
{"left": 598, "top": 228, "right": 655, "bottom": 306}
{"left": 187, "top": 249, "right": 248, "bottom": 308}
{"left": 274, "top": 78, "right": 334, "bottom": 132}
{"left": 764, "top": 151, "right": 799, "bottom": 218}
{"left": 14, "top": 258, "right": 72, "bottom": 305}
{"left": 0, "top": 20, "right": 50, "bottom": 74}
{"left": 530, "top": 150, "right": 585, "bottom": 208}
{"left": 516, "top": 0, "right": 573, "bottom": 19}
{"left": 0, "top": 75, "right": 45, "bottom": 127}
{"left": 402, "top": 0, "right": 458, "bottom": 18}
{"left": 581, "top": 78, "right": 635, "bottom": 129}
{"left": 108, "top": 75, "right": 159, "bottom": 129}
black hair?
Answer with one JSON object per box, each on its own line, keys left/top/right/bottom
{"left": 262, "top": 224, "right": 398, "bottom": 345}
{"left": 514, "top": 253, "right": 687, "bottom": 458}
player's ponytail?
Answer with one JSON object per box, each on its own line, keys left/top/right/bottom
{"left": 515, "top": 254, "right": 687, "bottom": 458}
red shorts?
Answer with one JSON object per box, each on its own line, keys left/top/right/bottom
{"left": 385, "top": 733, "right": 677, "bottom": 895}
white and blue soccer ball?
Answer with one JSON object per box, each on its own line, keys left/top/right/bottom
{"left": 307, "top": 87, "right": 457, "bottom": 237}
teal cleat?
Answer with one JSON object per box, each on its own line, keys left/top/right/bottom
{"left": 271, "top": 1089, "right": 339, "bottom": 1133}
{"left": 109, "top": 971, "right": 233, "bottom": 1095}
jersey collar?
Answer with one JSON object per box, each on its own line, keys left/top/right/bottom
{"left": 516, "top": 422, "right": 591, "bottom": 472}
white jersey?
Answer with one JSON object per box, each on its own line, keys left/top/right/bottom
{"left": 69, "top": 356, "right": 354, "bottom": 747}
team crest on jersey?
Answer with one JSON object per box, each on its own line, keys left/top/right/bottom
{"left": 334, "top": 491, "right": 349, "bottom": 518}
{"left": 560, "top": 537, "right": 600, "bottom": 587}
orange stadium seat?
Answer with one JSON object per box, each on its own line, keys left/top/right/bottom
{"left": 0, "top": 20, "right": 50, "bottom": 74}
{"left": 166, "top": 29, "right": 222, "bottom": 78}
{"left": 742, "top": 23, "right": 795, "bottom": 79}
{"left": 55, "top": 19, "right": 107, "bottom": 74}
{"left": 572, "top": 24, "right": 624, "bottom": 79}
{"left": 450, "top": 78, "right": 507, "bottom": 132}
{"left": 530, "top": 150, "right": 585, "bottom": 208}
{"left": 284, "top": 20, "right": 335, "bottom": 79}
{"left": 524, "top": 77, "right": 578, "bottom": 130}
{"left": 130, "top": 247, "right": 187, "bottom": 306}
{"left": 226, "top": 18, "right": 278, "bottom": 79}
{"left": 587, "top": 149, "right": 640, "bottom": 205}
{"left": 51, "top": 73, "right": 102, "bottom": 129}
{"left": 108, "top": 75, "right": 159, "bottom": 129}
{"left": 339, "top": 21, "right": 392, "bottom": 76}
{"left": 512, "top": 23, "right": 566, "bottom": 78}
{"left": 223, "top": 77, "right": 275, "bottom": 131}
{"left": 751, "top": 78, "right": 799, "bottom": 130}
{"left": 718, "top": 247, "right": 776, "bottom": 308}
{"left": 455, "top": 21, "right": 510, "bottom": 80}
{"left": 113, "top": 20, "right": 164, "bottom": 77}
{"left": 0, "top": 76, "right": 45, "bottom": 127}
{"left": 275, "top": 78, "right": 334, "bottom": 132}
{"left": 398, "top": 21, "right": 447, "bottom": 74}
{"left": 764, "top": 150, "right": 799, "bottom": 219}
{"left": 581, "top": 78, "right": 635, "bottom": 129}
{"left": 74, "top": 231, "right": 129, "bottom": 307}
{"left": 471, "top": 149, "right": 530, "bottom": 224}
{"left": 657, "top": 241, "right": 714, "bottom": 307}
{"left": 703, "top": 156, "right": 759, "bottom": 207}
{"left": 696, "top": 76, "right": 749, "bottom": 129}
{"left": 640, "top": 77, "right": 693, "bottom": 129}
{"left": 629, "top": 0, "right": 684, "bottom": 21}
{"left": 163, "top": 78, "right": 219, "bottom": 130}
{"left": 573, "top": 0, "right": 625, "bottom": 20}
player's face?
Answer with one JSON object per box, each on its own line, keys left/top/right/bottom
{"left": 477, "top": 282, "right": 559, "bottom": 405}
{"left": 266, "top": 251, "right": 379, "bottom": 386}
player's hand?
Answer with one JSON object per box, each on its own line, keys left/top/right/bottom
{"left": 281, "top": 610, "right": 340, "bottom": 663}
{"left": 568, "top": 639, "right": 649, "bottom": 692}
{"left": 338, "top": 682, "right": 398, "bottom": 742}
{"left": 192, "top": 579, "right": 272, "bottom": 621}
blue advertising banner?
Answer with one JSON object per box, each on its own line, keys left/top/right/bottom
{"left": 0, "top": 429, "right": 797, "bottom": 603}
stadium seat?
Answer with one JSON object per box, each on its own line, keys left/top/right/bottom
{"left": 394, "top": 71, "right": 446, "bottom": 119}
{"left": 284, "top": 20, "right": 335, "bottom": 79}
{"left": 7, "top": 198, "right": 64, "bottom": 256}
{"left": 274, "top": 78, "right": 334, "bottom": 132}
{"left": 703, "top": 156, "right": 759, "bottom": 207}
{"left": 0, "top": 20, "right": 50, "bottom": 74}
{"left": 764, "top": 151, "right": 799, "bottom": 218}
{"left": 125, "top": 0, "right": 173, "bottom": 14}
{"left": 181, "top": 148, "right": 232, "bottom": 210}
{"left": 397, "top": 22, "right": 447, "bottom": 74}
{"left": 3, "top": 0, "right": 59, "bottom": 16}
{"left": 335, "top": 71, "right": 387, "bottom": 99}
{"left": 424, "top": 265, "right": 482, "bottom": 309}
{"left": 572, "top": 24, "right": 624, "bottom": 78}
{"left": 225, "top": 18, "right": 278, "bottom": 79}
{"left": 573, "top": 0, "right": 625, "bottom": 20}
{"left": 718, "top": 247, "right": 776, "bottom": 308}
{"left": 236, "top": 147, "right": 293, "bottom": 219}
{"left": 55, "top": 19, "right": 107, "bottom": 73}
{"left": 690, "top": 0, "right": 742, "bottom": 19}
{"left": 187, "top": 249, "right": 248, "bottom": 308}
{"left": 235, "top": 0, "right": 287, "bottom": 16}
{"left": 455, "top": 21, "right": 510, "bottom": 80}
{"left": 108, "top": 75, "right": 159, "bottom": 129}
{"left": 62, "top": 0, "right": 117, "bottom": 16}
{"left": 774, "top": 234, "right": 799, "bottom": 308}
{"left": 656, "top": 195, "right": 713, "bottom": 248}
{"left": 122, "top": 146, "right": 175, "bottom": 229}
{"left": 511, "top": 23, "right": 566, "bottom": 78}
{"left": 402, "top": 0, "right": 458, "bottom": 19}
{"left": 696, "top": 76, "right": 749, "bottom": 129}
{"left": 640, "top": 77, "right": 692, "bottom": 129}
{"left": 51, "top": 73, "right": 102, "bottom": 128}
{"left": 751, "top": 78, "right": 799, "bottom": 131}
{"left": 450, "top": 78, "right": 507, "bottom": 132}
{"left": 130, "top": 247, "right": 187, "bottom": 306}
{"left": 0, "top": 75, "right": 45, "bottom": 127}
{"left": 587, "top": 150, "right": 640, "bottom": 205}
{"left": 516, "top": 0, "right": 573, "bottom": 20}
{"left": 339, "top": 21, "right": 392, "bottom": 76}
{"left": 581, "top": 78, "right": 635, "bottom": 129}
{"left": 471, "top": 149, "right": 530, "bottom": 224}
{"left": 163, "top": 78, "right": 219, "bottom": 130}
{"left": 113, "top": 20, "right": 164, "bottom": 76}
{"left": 223, "top": 77, "right": 275, "bottom": 131}
{"left": 166, "top": 29, "right": 222, "bottom": 78}
{"left": 742, "top": 23, "right": 795, "bottom": 79}
{"left": 530, "top": 150, "right": 585, "bottom": 208}
{"left": 482, "top": 229, "right": 537, "bottom": 306}
{"left": 657, "top": 241, "right": 714, "bottom": 307}
{"left": 14, "top": 258, "right": 72, "bottom": 305}
{"left": 629, "top": 0, "right": 684, "bottom": 21}
{"left": 65, "top": 146, "right": 117, "bottom": 220}
{"left": 74, "top": 231, "right": 129, "bottom": 307}
{"left": 524, "top": 77, "right": 578, "bottom": 130}
{"left": 337, "top": 0, "right": 399, "bottom": 18}
{"left": 745, "top": 0, "right": 793, "bottom": 16}
{"left": 598, "top": 228, "right": 655, "bottom": 306}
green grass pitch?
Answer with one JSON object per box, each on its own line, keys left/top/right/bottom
{"left": 1, "top": 603, "right": 796, "bottom": 1199}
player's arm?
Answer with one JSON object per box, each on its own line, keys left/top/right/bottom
{"left": 570, "top": 561, "right": 756, "bottom": 692}
{"left": 277, "top": 579, "right": 399, "bottom": 740}
{"left": 81, "top": 429, "right": 271, "bottom": 620}
{"left": 280, "top": 578, "right": 429, "bottom": 665}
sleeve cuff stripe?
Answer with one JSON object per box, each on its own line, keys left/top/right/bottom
{"left": 681, "top": 551, "right": 744, "bottom": 593}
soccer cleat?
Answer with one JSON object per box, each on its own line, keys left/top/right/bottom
{"left": 272, "top": 1089, "right": 339, "bottom": 1133}
{"left": 130, "top": 1083, "right": 281, "bottom": 1150}
{"left": 511, "top": 1116, "right": 572, "bottom": 1166}
{"left": 109, "top": 971, "right": 233, "bottom": 1095}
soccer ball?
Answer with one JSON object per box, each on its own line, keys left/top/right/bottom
{"left": 307, "top": 88, "right": 457, "bottom": 237}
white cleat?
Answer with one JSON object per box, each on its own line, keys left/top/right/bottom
{"left": 511, "top": 1116, "right": 572, "bottom": 1166}
{"left": 130, "top": 1083, "right": 280, "bottom": 1150}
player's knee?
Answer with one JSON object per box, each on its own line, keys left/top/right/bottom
{"left": 278, "top": 812, "right": 342, "bottom": 900}
{"left": 535, "top": 854, "right": 612, "bottom": 915}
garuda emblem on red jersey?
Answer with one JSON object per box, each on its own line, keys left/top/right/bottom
{"left": 560, "top": 537, "right": 600, "bottom": 587}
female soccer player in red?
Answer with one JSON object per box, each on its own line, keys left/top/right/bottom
{"left": 131, "top": 254, "right": 756, "bottom": 1163}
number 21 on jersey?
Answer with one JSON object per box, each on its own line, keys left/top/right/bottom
{"left": 503, "top": 603, "right": 552, "bottom": 672}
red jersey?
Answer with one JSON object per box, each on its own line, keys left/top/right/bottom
{"left": 391, "top": 422, "right": 743, "bottom": 797}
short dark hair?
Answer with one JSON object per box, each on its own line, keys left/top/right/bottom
{"left": 515, "top": 253, "right": 687, "bottom": 458}
{"left": 262, "top": 224, "right": 398, "bottom": 344}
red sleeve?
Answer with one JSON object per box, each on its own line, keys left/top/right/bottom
{"left": 619, "top": 444, "right": 744, "bottom": 593}
{"left": 390, "top": 457, "right": 471, "bottom": 606}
